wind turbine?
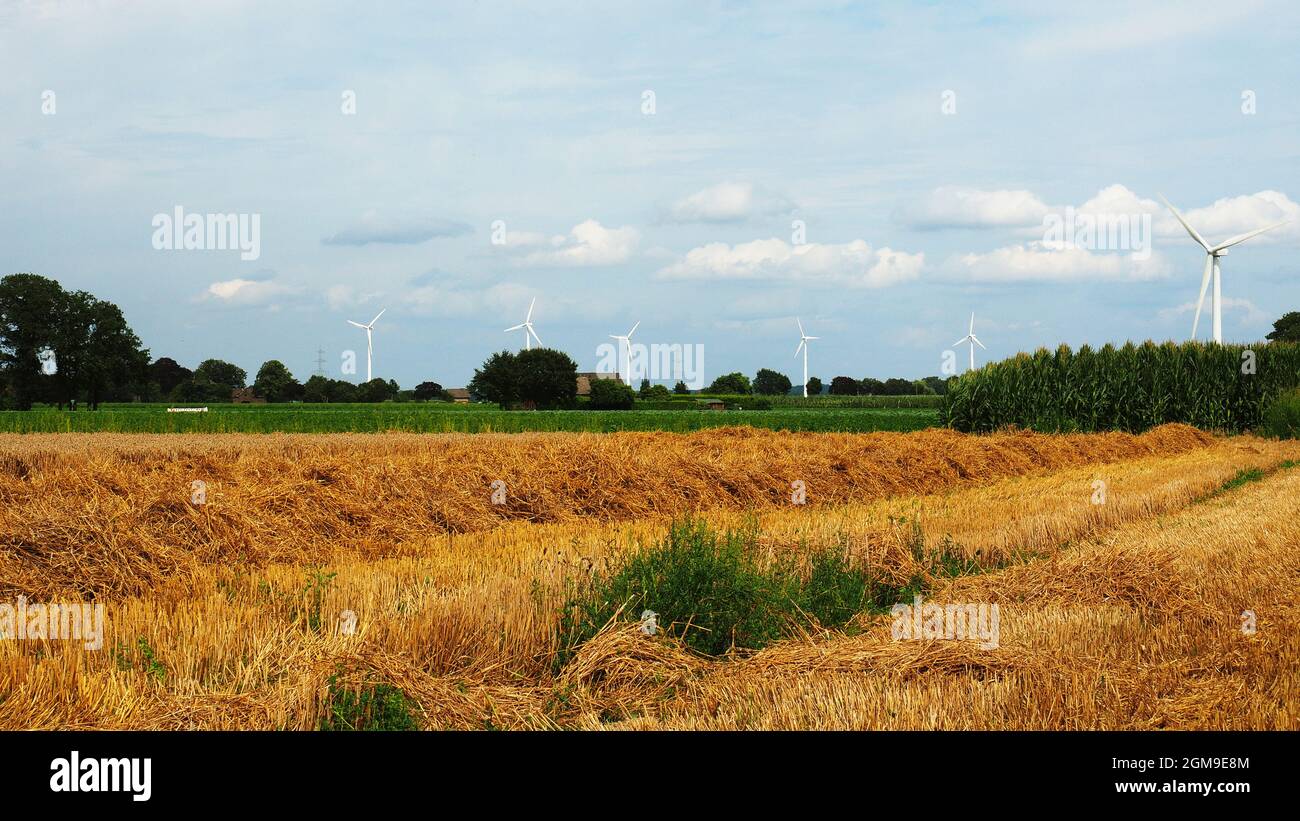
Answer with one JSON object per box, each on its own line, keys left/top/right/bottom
{"left": 346, "top": 308, "right": 386, "bottom": 382}
{"left": 953, "top": 312, "right": 986, "bottom": 372}
{"left": 504, "top": 297, "right": 542, "bottom": 350}
{"left": 794, "top": 318, "right": 818, "bottom": 397}
{"left": 1158, "top": 194, "right": 1291, "bottom": 344}
{"left": 609, "top": 321, "right": 640, "bottom": 384}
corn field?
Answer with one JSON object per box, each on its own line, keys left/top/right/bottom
{"left": 941, "top": 341, "right": 1300, "bottom": 433}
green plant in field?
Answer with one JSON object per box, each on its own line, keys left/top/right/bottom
{"left": 1261, "top": 389, "right": 1300, "bottom": 439}
{"left": 300, "top": 568, "right": 337, "bottom": 633}
{"left": 112, "top": 636, "right": 166, "bottom": 682}
{"left": 555, "top": 518, "right": 880, "bottom": 663}
{"left": 319, "top": 671, "right": 419, "bottom": 731}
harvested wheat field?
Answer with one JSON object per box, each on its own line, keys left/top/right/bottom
{"left": 1, "top": 424, "right": 1298, "bottom": 730}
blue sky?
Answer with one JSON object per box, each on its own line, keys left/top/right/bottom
{"left": 3, "top": 0, "right": 1298, "bottom": 388}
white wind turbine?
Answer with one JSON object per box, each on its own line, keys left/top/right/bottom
{"left": 609, "top": 321, "right": 640, "bottom": 384}
{"left": 346, "top": 308, "right": 386, "bottom": 382}
{"left": 504, "top": 297, "right": 543, "bottom": 350}
{"left": 953, "top": 312, "right": 986, "bottom": 372}
{"left": 794, "top": 318, "right": 819, "bottom": 397}
{"left": 1159, "top": 193, "right": 1291, "bottom": 344}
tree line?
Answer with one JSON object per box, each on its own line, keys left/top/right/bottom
{"left": 0, "top": 274, "right": 454, "bottom": 408}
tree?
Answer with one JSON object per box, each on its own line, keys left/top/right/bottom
{"left": 642, "top": 383, "right": 672, "bottom": 401}
{"left": 515, "top": 348, "right": 578, "bottom": 408}
{"left": 253, "top": 360, "right": 302, "bottom": 402}
{"left": 753, "top": 368, "right": 792, "bottom": 396}
{"left": 0, "top": 273, "right": 72, "bottom": 409}
{"left": 673, "top": 380, "right": 690, "bottom": 395}
{"left": 0, "top": 274, "right": 149, "bottom": 410}
{"left": 358, "top": 378, "right": 399, "bottom": 403}
{"left": 707, "top": 372, "right": 751, "bottom": 394}
{"left": 859, "top": 377, "right": 885, "bottom": 395}
{"left": 302, "top": 375, "right": 332, "bottom": 403}
{"left": 149, "top": 358, "right": 192, "bottom": 397}
{"left": 830, "top": 376, "right": 859, "bottom": 395}
{"left": 589, "top": 377, "right": 635, "bottom": 409}
{"left": 920, "top": 375, "right": 950, "bottom": 396}
{"left": 638, "top": 378, "right": 653, "bottom": 397}
{"left": 882, "top": 377, "right": 915, "bottom": 395}
{"left": 1267, "top": 312, "right": 1300, "bottom": 342}
{"left": 194, "top": 359, "right": 246, "bottom": 391}
{"left": 468, "top": 351, "right": 520, "bottom": 408}
{"left": 911, "top": 379, "right": 936, "bottom": 395}
{"left": 413, "top": 381, "right": 444, "bottom": 401}
{"left": 805, "top": 376, "right": 823, "bottom": 396}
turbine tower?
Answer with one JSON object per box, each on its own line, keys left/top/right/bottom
{"left": 504, "top": 297, "right": 542, "bottom": 350}
{"left": 953, "top": 312, "right": 986, "bottom": 372}
{"left": 609, "top": 321, "right": 640, "bottom": 384}
{"left": 346, "top": 308, "right": 386, "bottom": 382}
{"left": 794, "top": 318, "right": 818, "bottom": 397}
{"left": 1159, "top": 193, "right": 1291, "bottom": 344}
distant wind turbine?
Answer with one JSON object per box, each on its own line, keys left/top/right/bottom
{"left": 1158, "top": 193, "right": 1291, "bottom": 343}
{"left": 953, "top": 312, "right": 986, "bottom": 372}
{"left": 504, "top": 297, "right": 542, "bottom": 350}
{"left": 609, "top": 321, "right": 640, "bottom": 384}
{"left": 346, "top": 308, "right": 386, "bottom": 382}
{"left": 794, "top": 318, "right": 819, "bottom": 397}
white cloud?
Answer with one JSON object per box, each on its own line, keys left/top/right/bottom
{"left": 322, "top": 213, "right": 472, "bottom": 246}
{"left": 1159, "top": 297, "right": 1271, "bottom": 326}
{"left": 663, "top": 182, "right": 794, "bottom": 224}
{"left": 895, "top": 186, "right": 1051, "bottom": 230}
{"left": 1161, "top": 190, "right": 1300, "bottom": 244}
{"left": 656, "top": 238, "right": 924, "bottom": 288}
{"left": 203, "top": 277, "right": 294, "bottom": 305}
{"left": 949, "top": 242, "right": 1169, "bottom": 283}
{"left": 509, "top": 219, "right": 639, "bottom": 267}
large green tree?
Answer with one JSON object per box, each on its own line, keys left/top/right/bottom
{"left": 515, "top": 348, "right": 578, "bottom": 408}
{"left": 753, "top": 368, "right": 792, "bottom": 396}
{"left": 468, "top": 351, "right": 520, "bottom": 408}
{"left": 706, "top": 372, "right": 751, "bottom": 394}
{"left": 0, "top": 273, "right": 148, "bottom": 409}
{"left": 1267, "top": 311, "right": 1300, "bottom": 343}
{"left": 253, "top": 360, "right": 303, "bottom": 402}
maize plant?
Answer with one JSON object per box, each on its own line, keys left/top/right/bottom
{"left": 941, "top": 341, "right": 1300, "bottom": 433}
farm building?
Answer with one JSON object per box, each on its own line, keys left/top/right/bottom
{"left": 576, "top": 372, "right": 622, "bottom": 396}
{"left": 230, "top": 388, "right": 265, "bottom": 404}
{"left": 446, "top": 388, "right": 471, "bottom": 404}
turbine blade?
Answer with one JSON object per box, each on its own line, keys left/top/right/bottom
{"left": 973, "top": 336, "right": 987, "bottom": 350}
{"left": 627, "top": 321, "right": 639, "bottom": 338}
{"left": 953, "top": 337, "right": 968, "bottom": 347}
{"left": 347, "top": 320, "right": 366, "bottom": 329}
{"left": 1211, "top": 219, "right": 1292, "bottom": 252}
{"left": 369, "top": 308, "right": 386, "bottom": 326}
{"left": 969, "top": 312, "right": 975, "bottom": 335}
{"left": 1158, "top": 193, "right": 1211, "bottom": 252}
{"left": 797, "top": 317, "right": 805, "bottom": 336}
{"left": 526, "top": 297, "right": 536, "bottom": 322}
{"left": 1191, "top": 254, "right": 1213, "bottom": 339}
{"left": 795, "top": 340, "right": 805, "bottom": 356}
{"left": 805, "top": 336, "right": 819, "bottom": 341}
{"left": 528, "top": 326, "right": 542, "bottom": 346}
{"left": 505, "top": 324, "right": 525, "bottom": 332}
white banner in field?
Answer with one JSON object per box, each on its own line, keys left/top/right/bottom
{"left": 166, "top": 407, "right": 209, "bottom": 413}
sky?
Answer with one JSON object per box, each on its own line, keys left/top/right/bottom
{"left": 3, "top": 0, "right": 1299, "bottom": 389}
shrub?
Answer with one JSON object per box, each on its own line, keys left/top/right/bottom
{"left": 589, "top": 378, "right": 635, "bottom": 410}
{"left": 1261, "top": 389, "right": 1300, "bottom": 439}
{"left": 557, "top": 519, "right": 873, "bottom": 660}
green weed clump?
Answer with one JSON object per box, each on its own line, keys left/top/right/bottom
{"left": 319, "top": 672, "right": 419, "bottom": 731}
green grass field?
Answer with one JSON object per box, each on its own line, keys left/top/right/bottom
{"left": 0, "top": 403, "right": 940, "bottom": 434}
